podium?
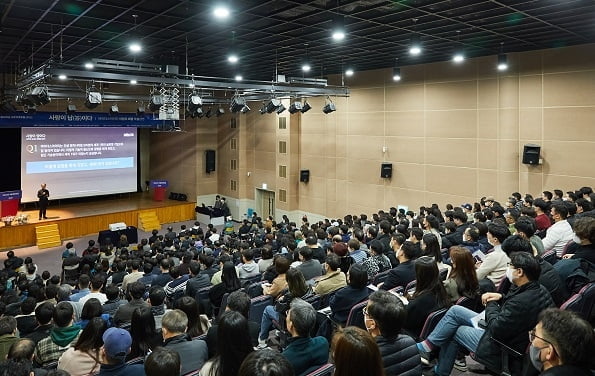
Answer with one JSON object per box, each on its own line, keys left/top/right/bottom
{"left": 150, "top": 180, "right": 168, "bottom": 201}
{"left": 0, "top": 190, "right": 22, "bottom": 218}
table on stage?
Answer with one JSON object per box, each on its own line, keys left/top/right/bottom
{"left": 98, "top": 226, "right": 138, "bottom": 245}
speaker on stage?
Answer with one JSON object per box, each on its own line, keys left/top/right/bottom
{"left": 522, "top": 144, "right": 541, "bottom": 165}
{"left": 300, "top": 170, "right": 310, "bottom": 183}
{"left": 381, "top": 163, "right": 392, "bottom": 178}
{"left": 206, "top": 150, "right": 216, "bottom": 173}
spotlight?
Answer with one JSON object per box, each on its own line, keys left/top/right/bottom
{"left": 322, "top": 98, "right": 336, "bottom": 114}
{"left": 276, "top": 103, "right": 286, "bottom": 114}
{"left": 195, "top": 108, "right": 204, "bottom": 118}
{"left": 130, "top": 80, "right": 137, "bottom": 85}
{"left": 85, "top": 87, "right": 102, "bottom": 109}
{"left": 393, "top": 67, "right": 401, "bottom": 81}
{"left": 129, "top": 43, "right": 142, "bottom": 53}
{"left": 234, "top": 74, "right": 243, "bottom": 81}
{"left": 58, "top": 74, "right": 67, "bottom": 80}
{"left": 216, "top": 107, "right": 225, "bottom": 116}
{"left": 453, "top": 53, "right": 465, "bottom": 63}
{"left": 241, "top": 105, "right": 251, "bottom": 114}
{"left": 497, "top": 54, "right": 508, "bottom": 71}
{"left": 84, "top": 62, "right": 94, "bottom": 69}
{"left": 345, "top": 68, "right": 354, "bottom": 77}
{"left": 302, "top": 64, "right": 311, "bottom": 73}
{"left": 288, "top": 101, "right": 303, "bottom": 114}
{"left": 149, "top": 95, "right": 164, "bottom": 112}
{"left": 264, "top": 98, "right": 282, "bottom": 113}
{"left": 230, "top": 96, "right": 246, "bottom": 113}
{"left": 259, "top": 104, "right": 267, "bottom": 115}
{"left": 27, "top": 86, "right": 51, "bottom": 105}
{"left": 109, "top": 105, "right": 119, "bottom": 115}
{"left": 301, "top": 100, "right": 312, "bottom": 113}
{"left": 228, "top": 54, "right": 239, "bottom": 64}
{"left": 137, "top": 106, "right": 145, "bottom": 116}
{"left": 187, "top": 92, "right": 203, "bottom": 113}
{"left": 205, "top": 107, "right": 213, "bottom": 118}
{"left": 332, "top": 30, "right": 345, "bottom": 41}
{"left": 24, "top": 105, "right": 37, "bottom": 114}
{"left": 409, "top": 45, "right": 421, "bottom": 56}
{"left": 66, "top": 104, "right": 77, "bottom": 114}
{"left": 213, "top": 5, "right": 230, "bottom": 19}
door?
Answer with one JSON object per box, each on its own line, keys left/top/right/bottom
{"left": 256, "top": 188, "right": 275, "bottom": 219}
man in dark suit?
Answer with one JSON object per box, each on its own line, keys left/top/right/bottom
{"left": 381, "top": 240, "right": 417, "bottom": 291}
{"left": 37, "top": 183, "right": 49, "bottom": 220}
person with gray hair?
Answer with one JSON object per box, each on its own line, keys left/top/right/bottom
{"left": 281, "top": 298, "right": 329, "bottom": 375}
{"left": 161, "top": 309, "right": 208, "bottom": 374}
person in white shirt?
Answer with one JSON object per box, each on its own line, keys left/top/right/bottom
{"left": 476, "top": 223, "right": 510, "bottom": 286}
{"left": 542, "top": 203, "right": 574, "bottom": 257}
{"left": 79, "top": 275, "right": 108, "bottom": 305}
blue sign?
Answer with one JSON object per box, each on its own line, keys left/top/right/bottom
{"left": 0, "top": 190, "right": 22, "bottom": 201}
{"left": 0, "top": 111, "right": 167, "bottom": 128}
{"left": 150, "top": 180, "right": 169, "bottom": 188}
{"left": 27, "top": 157, "right": 134, "bottom": 173}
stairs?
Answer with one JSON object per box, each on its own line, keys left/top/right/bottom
{"left": 35, "top": 224, "right": 62, "bottom": 249}
{"left": 138, "top": 210, "right": 160, "bottom": 232}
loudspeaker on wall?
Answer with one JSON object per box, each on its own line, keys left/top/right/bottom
{"left": 300, "top": 170, "right": 310, "bottom": 182}
{"left": 522, "top": 144, "right": 541, "bottom": 165}
{"left": 381, "top": 163, "right": 392, "bottom": 178}
{"left": 206, "top": 150, "right": 216, "bottom": 173}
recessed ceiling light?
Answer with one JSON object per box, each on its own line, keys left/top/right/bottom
{"left": 345, "top": 69, "right": 354, "bottom": 77}
{"left": 302, "top": 64, "right": 311, "bottom": 72}
{"left": 213, "top": 5, "right": 230, "bottom": 19}
{"left": 453, "top": 53, "right": 465, "bottom": 63}
{"left": 409, "top": 45, "right": 421, "bottom": 56}
{"left": 392, "top": 67, "right": 401, "bottom": 81}
{"left": 235, "top": 75, "right": 243, "bottom": 81}
{"left": 332, "top": 30, "right": 345, "bottom": 41}
{"left": 129, "top": 43, "right": 142, "bottom": 53}
{"left": 130, "top": 80, "right": 137, "bottom": 85}
{"left": 497, "top": 54, "right": 508, "bottom": 71}
{"left": 58, "top": 74, "right": 67, "bottom": 80}
{"left": 84, "top": 62, "right": 94, "bottom": 69}
{"left": 227, "top": 54, "right": 239, "bottom": 63}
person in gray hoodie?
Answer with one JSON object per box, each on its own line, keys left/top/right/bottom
{"left": 236, "top": 249, "right": 260, "bottom": 280}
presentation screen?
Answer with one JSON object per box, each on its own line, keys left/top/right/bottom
{"left": 21, "top": 127, "right": 137, "bottom": 202}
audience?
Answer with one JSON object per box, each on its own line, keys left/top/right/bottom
{"left": 113, "top": 282, "right": 149, "bottom": 326}
{"left": 381, "top": 240, "right": 417, "bottom": 291}
{"left": 313, "top": 253, "right": 347, "bottom": 295}
{"left": 0, "top": 316, "right": 19, "bottom": 361}
{"left": 161, "top": 309, "right": 208, "bottom": 374}
{"left": 128, "top": 306, "right": 162, "bottom": 360}
{"left": 97, "top": 327, "right": 144, "bottom": 376}
{"left": 443, "top": 246, "right": 481, "bottom": 306}
{"left": 58, "top": 317, "right": 107, "bottom": 376}
{"left": 34, "top": 302, "right": 82, "bottom": 366}
{"left": 238, "top": 349, "right": 294, "bottom": 376}
{"left": 331, "top": 326, "right": 384, "bottom": 376}
{"left": 144, "top": 348, "right": 181, "bottom": 376}
{"left": 328, "top": 264, "right": 370, "bottom": 325}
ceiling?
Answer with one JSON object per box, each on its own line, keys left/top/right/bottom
{"left": 1, "top": 0, "right": 594, "bottom": 82}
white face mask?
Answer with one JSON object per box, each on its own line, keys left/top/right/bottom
{"left": 506, "top": 267, "right": 515, "bottom": 283}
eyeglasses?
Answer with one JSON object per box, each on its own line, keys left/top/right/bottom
{"left": 529, "top": 329, "right": 551, "bottom": 344}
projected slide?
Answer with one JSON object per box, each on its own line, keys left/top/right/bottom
{"left": 21, "top": 127, "right": 137, "bottom": 202}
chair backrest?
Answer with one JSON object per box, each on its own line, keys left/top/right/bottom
{"left": 304, "top": 363, "right": 335, "bottom": 376}
{"left": 419, "top": 308, "right": 448, "bottom": 340}
{"left": 345, "top": 300, "right": 368, "bottom": 329}
{"left": 241, "top": 274, "right": 262, "bottom": 288}
{"left": 541, "top": 250, "right": 557, "bottom": 265}
{"left": 456, "top": 296, "right": 483, "bottom": 313}
{"left": 304, "top": 294, "right": 322, "bottom": 310}
{"left": 249, "top": 295, "right": 273, "bottom": 326}
{"left": 405, "top": 280, "right": 417, "bottom": 294}
{"left": 339, "top": 256, "right": 354, "bottom": 274}
{"left": 372, "top": 270, "right": 390, "bottom": 286}
{"left": 561, "top": 282, "right": 595, "bottom": 323}
{"left": 246, "top": 282, "right": 264, "bottom": 298}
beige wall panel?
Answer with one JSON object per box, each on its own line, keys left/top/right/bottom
{"left": 478, "top": 109, "right": 498, "bottom": 139}
{"left": 335, "top": 158, "right": 348, "bottom": 181}
{"left": 425, "top": 81, "right": 477, "bottom": 110}
{"left": 299, "top": 177, "right": 326, "bottom": 200}
{"left": 499, "top": 108, "right": 519, "bottom": 140}
{"left": 478, "top": 79, "right": 498, "bottom": 109}
{"left": 385, "top": 111, "right": 425, "bottom": 137}
{"left": 477, "top": 170, "right": 498, "bottom": 198}
{"left": 476, "top": 56, "right": 501, "bottom": 79}
{"left": 390, "top": 163, "right": 425, "bottom": 191}
{"left": 544, "top": 72, "right": 595, "bottom": 107}
{"left": 385, "top": 84, "right": 425, "bottom": 111}
{"left": 542, "top": 141, "right": 595, "bottom": 177}
{"left": 385, "top": 187, "right": 426, "bottom": 210}
{"left": 542, "top": 175, "right": 595, "bottom": 192}
{"left": 346, "top": 135, "right": 385, "bottom": 160}
{"left": 301, "top": 135, "right": 329, "bottom": 156}
{"left": 498, "top": 76, "right": 519, "bottom": 109}
{"left": 299, "top": 156, "right": 322, "bottom": 177}
{"left": 426, "top": 192, "right": 477, "bottom": 209}
{"left": 519, "top": 75, "right": 543, "bottom": 108}
{"left": 198, "top": 181, "right": 218, "bottom": 195}
{"left": 334, "top": 113, "right": 349, "bottom": 136}
{"left": 348, "top": 112, "right": 385, "bottom": 136}
{"left": 425, "top": 166, "right": 477, "bottom": 197}
{"left": 543, "top": 107, "right": 595, "bottom": 142}
{"left": 254, "top": 134, "right": 276, "bottom": 153}
{"left": 326, "top": 180, "right": 337, "bottom": 203}
{"left": 426, "top": 110, "right": 477, "bottom": 138}
{"left": 478, "top": 140, "right": 498, "bottom": 170}
{"left": 347, "top": 158, "right": 383, "bottom": 184}
{"left": 498, "top": 140, "right": 521, "bottom": 172}
{"left": 299, "top": 197, "right": 328, "bottom": 215}
{"left": 498, "top": 172, "right": 520, "bottom": 198}
{"left": 335, "top": 135, "right": 348, "bottom": 157}
{"left": 516, "top": 50, "right": 543, "bottom": 76}
{"left": 345, "top": 68, "right": 390, "bottom": 88}
{"left": 542, "top": 45, "right": 595, "bottom": 74}
{"left": 426, "top": 138, "right": 477, "bottom": 168}
{"left": 423, "top": 61, "right": 478, "bottom": 83}
{"left": 385, "top": 136, "right": 424, "bottom": 164}
{"left": 346, "top": 182, "right": 386, "bottom": 214}
{"left": 519, "top": 172, "right": 544, "bottom": 196}
{"left": 301, "top": 115, "right": 326, "bottom": 135}
{"left": 348, "top": 88, "right": 385, "bottom": 112}
{"left": 324, "top": 158, "right": 337, "bottom": 180}
{"left": 519, "top": 108, "right": 543, "bottom": 140}
{"left": 254, "top": 151, "right": 275, "bottom": 171}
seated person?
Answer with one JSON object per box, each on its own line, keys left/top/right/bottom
{"left": 296, "top": 247, "right": 323, "bottom": 281}
{"left": 34, "top": 302, "right": 82, "bottom": 367}
{"left": 363, "top": 290, "right": 422, "bottom": 376}
{"left": 328, "top": 264, "right": 370, "bottom": 324}
{"left": 97, "top": 328, "right": 144, "bottom": 376}
{"left": 282, "top": 298, "right": 329, "bottom": 375}
{"left": 417, "top": 252, "right": 555, "bottom": 376}
{"left": 144, "top": 348, "right": 180, "bottom": 376}
{"left": 476, "top": 224, "right": 510, "bottom": 288}
{"left": 380, "top": 240, "right": 416, "bottom": 291}
{"left": 161, "top": 309, "right": 208, "bottom": 374}
{"left": 313, "top": 253, "right": 347, "bottom": 296}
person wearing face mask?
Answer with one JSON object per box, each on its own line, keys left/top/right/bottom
{"left": 561, "top": 216, "right": 595, "bottom": 263}
{"left": 380, "top": 240, "right": 417, "bottom": 291}
{"left": 416, "top": 252, "right": 554, "bottom": 376}
{"left": 363, "top": 290, "right": 422, "bottom": 376}
{"left": 528, "top": 308, "right": 594, "bottom": 375}
{"left": 475, "top": 223, "right": 511, "bottom": 292}
{"left": 541, "top": 203, "right": 574, "bottom": 258}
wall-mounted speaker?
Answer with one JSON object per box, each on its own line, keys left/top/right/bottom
{"left": 205, "top": 150, "right": 216, "bottom": 173}
{"left": 381, "top": 163, "right": 392, "bottom": 178}
{"left": 300, "top": 170, "right": 310, "bottom": 182}
{"left": 522, "top": 144, "right": 541, "bottom": 165}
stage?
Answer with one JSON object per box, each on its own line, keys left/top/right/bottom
{"left": 0, "top": 192, "right": 196, "bottom": 250}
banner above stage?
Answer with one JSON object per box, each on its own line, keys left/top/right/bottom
{"left": 0, "top": 111, "right": 165, "bottom": 128}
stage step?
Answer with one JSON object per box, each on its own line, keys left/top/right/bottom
{"left": 35, "top": 224, "right": 62, "bottom": 249}
{"left": 138, "top": 211, "right": 160, "bottom": 232}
